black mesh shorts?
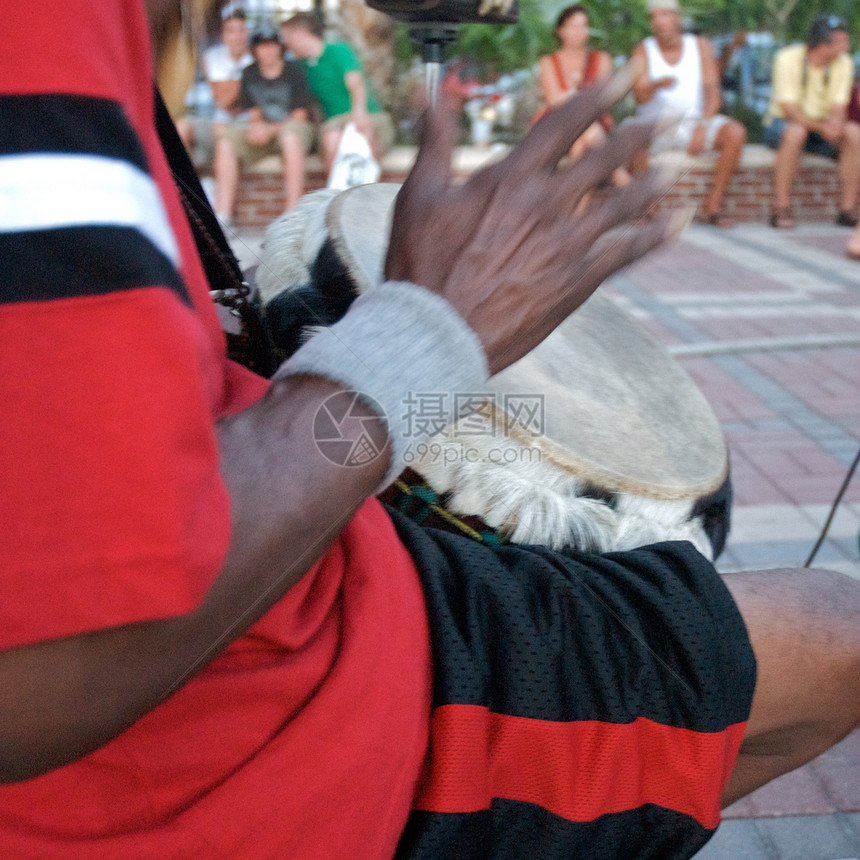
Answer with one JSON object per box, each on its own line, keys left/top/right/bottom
{"left": 387, "top": 508, "right": 756, "bottom": 860}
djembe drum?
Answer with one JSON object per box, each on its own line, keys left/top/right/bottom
{"left": 258, "top": 183, "right": 731, "bottom": 560}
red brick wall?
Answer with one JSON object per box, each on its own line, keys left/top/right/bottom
{"left": 216, "top": 146, "right": 843, "bottom": 230}
{"left": 659, "top": 162, "right": 841, "bottom": 224}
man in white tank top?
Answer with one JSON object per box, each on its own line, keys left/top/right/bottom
{"left": 630, "top": 0, "right": 746, "bottom": 227}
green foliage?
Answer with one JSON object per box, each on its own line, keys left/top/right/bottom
{"left": 777, "top": 0, "right": 859, "bottom": 44}
{"left": 394, "top": 0, "right": 860, "bottom": 77}
{"left": 681, "top": 1, "right": 767, "bottom": 35}
{"left": 451, "top": 0, "right": 555, "bottom": 74}
{"left": 648, "top": 0, "right": 860, "bottom": 44}
{"left": 392, "top": 21, "right": 418, "bottom": 65}
{"left": 725, "top": 96, "right": 765, "bottom": 142}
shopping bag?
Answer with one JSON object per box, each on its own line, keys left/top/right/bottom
{"left": 327, "top": 122, "right": 381, "bottom": 190}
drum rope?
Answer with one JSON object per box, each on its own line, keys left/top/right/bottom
{"left": 393, "top": 480, "right": 507, "bottom": 547}
{"left": 155, "top": 86, "right": 278, "bottom": 377}
{"left": 175, "top": 176, "right": 279, "bottom": 377}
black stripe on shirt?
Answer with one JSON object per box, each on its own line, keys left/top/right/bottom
{"left": 0, "top": 94, "right": 149, "bottom": 171}
{"left": 0, "top": 226, "right": 189, "bottom": 305}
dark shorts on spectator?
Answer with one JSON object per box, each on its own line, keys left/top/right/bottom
{"left": 763, "top": 117, "right": 839, "bottom": 159}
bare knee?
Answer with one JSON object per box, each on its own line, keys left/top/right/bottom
{"left": 718, "top": 120, "right": 746, "bottom": 153}
{"left": 323, "top": 128, "right": 342, "bottom": 167}
{"left": 279, "top": 130, "right": 300, "bottom": 152}
{"left": 729, "top": 121, "right": 746, "bottom": 149}
{"left": 732, "top": 567, "right": 860, "bottom": 734}
{"left": 214, "top": 136, "right": 236, "bottom": 160}
{"left": 841, "top": 121, "right": 860, "bottom": 151}
{"left": 778, "top": 122, "right": 808, "bottom": 153}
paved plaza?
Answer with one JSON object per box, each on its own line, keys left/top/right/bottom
{"left": 609, "top": 222, "right": 860, "bottom": 580}
{"left": 227, "top": 214, "right": 860, "bottom": 859}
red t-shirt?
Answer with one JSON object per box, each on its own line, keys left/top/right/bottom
{"left": 0, "top": 3, "right": 431, "bottom": 856}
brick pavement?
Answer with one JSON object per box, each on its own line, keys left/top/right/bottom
{"left": 227, "top": 216, "right": 860, "bottom": 859}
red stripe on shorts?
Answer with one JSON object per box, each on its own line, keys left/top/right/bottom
{"left": 413, "top": 704, "right": 746, "bottom": 830}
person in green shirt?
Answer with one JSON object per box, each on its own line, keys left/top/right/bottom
{"left": 280, "top": 13, "right": 395, "bottom": 174}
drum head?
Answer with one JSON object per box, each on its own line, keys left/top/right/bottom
{"left": 326, "top": 182, "right": 400, "bottom": 295}
{"left": 489, "top": 292, "right": 726, "bottom": 500}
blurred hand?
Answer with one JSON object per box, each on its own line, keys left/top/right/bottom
{"left": 352, "top": 110, "right": 374, "bottom": 144}
{"left": 385, "top": 67, "right": 682, "bottom": 375}
{"left": 246, "top": 120, "right": 275, "bottom": 146}
{"left": 819, "top": 118, "right": 842, "bottom": 144}
{"left": 688, "top": 123, "right": 706, "bottom": 156}
{"left": 654, "top": 75, "right": 677, "bottom": 91}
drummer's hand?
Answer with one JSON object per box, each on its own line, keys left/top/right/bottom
{"left": 385, "top": 64, "right": 684, "bottom": 375}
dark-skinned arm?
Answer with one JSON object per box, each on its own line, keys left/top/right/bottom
{"left": 0, "top": 376, "right": 387, "bottom": 784}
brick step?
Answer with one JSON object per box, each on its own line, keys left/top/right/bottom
{"left": 198, "top": 144, "right": 845, "bottom": 230}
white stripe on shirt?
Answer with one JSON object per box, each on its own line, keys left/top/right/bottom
{"left": 0, "top": 153, "right": 180, "bottom": 268}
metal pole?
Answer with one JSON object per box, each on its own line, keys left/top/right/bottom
{"left": 410, "top": 24, "right": 459, "bottom": 105}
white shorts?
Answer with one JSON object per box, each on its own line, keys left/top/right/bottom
{"left": 652, "top": 114, "right": 730, "bottom": 154}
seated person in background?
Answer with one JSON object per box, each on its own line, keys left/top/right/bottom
{"left": 174, "top": 106, "right": 198, "bottom": 154}
{"left": 847, "top": 78, "right": 860, "bottom": 259}
{"left": 538, "top": 4, "right": 629, "bottom": 185}
{"left": 203, "top": 10, "right": 253, "bottom": 138}
{"left": 848, "top": 221, "right": 860, "bottom": 260}
{"left": 631, "top": 0, "right": 746, "bottom": 227}
{"left": 764, "top": 16, "right": 859, "bottom": 229}
{"left": 849, "top": 79, "right": 860, "bottom": 126}
{"left": 175, "top": 10, "right": 252, "bottom": 158}
{"left": 280, "top": 12, "right": 395, "bottom": 175}
{"left": 213, "top": 24, "right": 314, "bottom": 225}
{"left": 717, "top": 30, "right": 747, "bottom": 83}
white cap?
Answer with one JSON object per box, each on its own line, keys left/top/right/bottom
{"left": 647, "top": 0, "right": 680, "bottom": 12}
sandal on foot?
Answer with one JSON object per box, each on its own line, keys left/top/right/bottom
{"left": 770, "top": 208, "right": 795, "bottom": 230}
{"left": 836, "top": 210, "right": 859, "bottom": 228}
{"left": 695, "top": 211, "right": 736, "bottom": 228}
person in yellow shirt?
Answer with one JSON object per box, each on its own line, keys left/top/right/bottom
{"left": 764, "top": 16, "right": 859, "bottom": 229}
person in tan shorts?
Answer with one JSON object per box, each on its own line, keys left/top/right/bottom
{"left": 764, "top": 16, "right": 860, "bottom": 229}
{"left": 280, "top": 13, "right": 395, "bottom": 176}
{"left": 213, "top": 25, "right": 314, "bottom": 226}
